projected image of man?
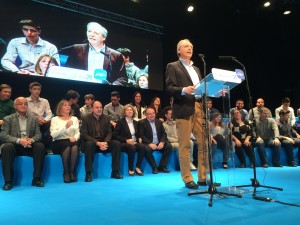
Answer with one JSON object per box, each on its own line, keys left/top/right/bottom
{"left": 1, "top": 19, "right": 59, "bottom": 75}
{"left": 65, "top": 22, "right": 127, "bottom": 86}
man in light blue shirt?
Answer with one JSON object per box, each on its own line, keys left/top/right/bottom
{"left": 1, "top": 19, "right": 59, "bottom": 74}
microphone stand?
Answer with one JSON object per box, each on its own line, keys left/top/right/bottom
{"left": 188, "top": 54, "right": 242, "bottom": 207}
{"left": 231, "top": 58, "right": 283, "bottom": 199}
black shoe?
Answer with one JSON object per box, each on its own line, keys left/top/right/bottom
{"left": 197, "top": 180, "right": 221, "bottom": 187}
{"left": 185, "top": 181, "right": 198, "bottom": 189}
{"left": 152, "top": 167, "right": 158, "bottom": 174}
{"left": 2, "top": 182, "right": 13, "bottom": 191}
{"left": 288, "top": 161, "right": 297, "bottom": 167}
{"left": 135, "top": 168, "right": 144, "bottom": 176}
{"left": 273, "top": 162, "right": 283, "bottom": 167}
{"left": 111, "top": 171, "right": 124, "bottom": 179}
{"left": 197, "top": 181, "right": 207, "bottom": 186}
{"left": 85, "top": 172, "right": 92, "bottom": 182}
{"left": 222, "top": 163, "right": 228, "bottom": 169}
{"left": 70, "top": 173, "right": 77, "bottom": 182}
{"left": 262, "top": 163, "right": 269, "bottom": 168}
{"left": 32, "top": 178, "right": 44, "bottom": 187}
{"left": 63, "top": 173, "right": 71, "bottom": 183}
{"left": 158, "top": 167, "right": 170, "bottom": 173}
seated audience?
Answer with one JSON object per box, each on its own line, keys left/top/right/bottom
{"left": 275, "top": 97, "right": 296, "bottom": 126}
{"left": 112, "top": 104, "right": 145, "bottom": 176}
{"left": 130, "top": 91, "right": 146, "bottom": 121}
{"left": 138, "top": 107, "right": 172, "bottom": 174}
{"left": 150, "top": 97, "right": 164, "bottom": 122}
{"left": 248, "top": 98, "right": 272, "bottom": 122}
{"left": 254, "top": 107, "right": 282, "bottom": 167}
{"left": 35, "top": 54, "right": 59, "bottom": 76}
{"left": 0, "top": 84, "right": 15, "bottom": 127}
{"left": 65, "top": 90, "right": 81, "bottom": 121}
{"left": 81, "top": 101, "right": 123, "bottom": 181}
{"left": 210, "top": 112, "right": 229, "bottom": 168}
{"left": 231, "top": 109, "right": 254, "bottom": 168}
{"left": 80, "top": 94, "right": 95, "bottom": 117}
{"left": 103, "top": 91, "right": 123, "bottom": 128}
{"left": 0, "top": 97, "right": 46, "bottom": 190}
{"left": 163, "top": 107, "right": 196, "bottom": 170}
{"left": 276, "top": 110, "right": 300, "bottom": 166}
{"left": 230, "top": 99, "right": 249, "bottom": 121}
{"left": 50, "top": 100, "right": 80, "bottom": 183}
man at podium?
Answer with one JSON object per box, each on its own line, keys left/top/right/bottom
{"left": 165, "top": 39, "right": 207, "bottom": 189}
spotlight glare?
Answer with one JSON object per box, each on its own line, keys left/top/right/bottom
{"left": 264, "top": 2, "right": 271, "bottom": 7}
{"left": 283, "top": 10, "right": 291, "bottom": 15}
{"left": 187, "top": 5, "right": 194, "bottom": 12}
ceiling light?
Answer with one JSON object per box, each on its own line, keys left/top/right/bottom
{"left": 283, "top": 10, "right": 291, "bottom": 15}
{"left": 264, "top": 2, "right": 271, "bottom": 7}
{"left": 187, "top": 5, "right": 194, "bottom": 12}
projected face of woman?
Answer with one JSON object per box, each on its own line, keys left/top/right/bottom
{"left": 39, "top": 56, "right": 56, "bottom": 75}
{"left": 138, "top": 76, "right": 148, "bottom": 89}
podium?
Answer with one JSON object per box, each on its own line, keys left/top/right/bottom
{"left": 194, "top": 68, "right": 245, "bottom": 97}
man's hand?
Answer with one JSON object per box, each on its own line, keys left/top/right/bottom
{"left": 20, "top": 138, "right": 32, "bottom": 148}
{"left": 148, "top": 143, "right": 157, "bottom": 150}
{"left": 256, "top": 137, "right": 263, "bottom": 143}
{"left": 111, "top": 121, "right": 117, "bottom": 128}
{"left": 38, "top": 117, "right": 46, "bottom": 125}
{"left": 96, "top": 142, "right": 108, "bottom": 151}
{"left": 243, "top": 139, "right": 251, "bottom": 147}
{"left": 274, "top": 139, "right": 281, "bottom": 146}
{"left": 126, "top": 139, "right": 134, "bottom": 145}
{"left": 235, "top": 139, "right": 242, "bottom": 147}
{"left": 184, "top": 86, "right": 196, "bottom": 95}
{"left": 157, "top": 142, "right": 164, "bottom": 150}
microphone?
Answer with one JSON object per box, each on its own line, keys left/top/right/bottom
{"left": 198, "top": 54, "right": 205, "bottom": 58}
{"left": 59, "top": 45, "right": 75, "bottom": 52}
{"left": 218, "top": 56, "right": 236, "bottom": 60}
{"left": 100, "top": 51, "right": 110, "bottom": 59}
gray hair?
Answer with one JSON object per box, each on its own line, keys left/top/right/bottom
{"left": 87, "top": 22, "right": 108, "bottom": 38}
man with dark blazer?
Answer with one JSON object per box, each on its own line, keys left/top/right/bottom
{"left": 138, "top": 107, "right": 172, "bottom": 174}
{"left": 81, "top": 101, "right": 123, "bottom": 181}
{"left": 65, "top": 22, "right": 127, "bottom": 86}
{"left": 0, "top": 97, "right": 46, "bottom": 191}
{"left": 165, "top": 39, "right": 207, "bottom": 189}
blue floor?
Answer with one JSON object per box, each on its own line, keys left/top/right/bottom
{"left": 1, "top": 167, "right": 300, "bottom": 225}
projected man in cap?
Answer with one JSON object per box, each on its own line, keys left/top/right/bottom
{"left": 66, "top": 22, "right": 127, "bottom": 86}
{"left": 165, "top": 39, "right": 208, "bottom": 189}
{"left": 1, "top": 19, "right": 59, "bottom": 74}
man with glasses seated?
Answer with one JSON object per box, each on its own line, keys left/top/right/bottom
{"left": 0, "top": 97, "right": 46, "bottom": 191}
{"left": 1, "top": 19, "right": 59, "bottom": 75}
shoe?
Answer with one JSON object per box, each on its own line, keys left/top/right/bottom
{"left": 2, "top": 182, "right": 13, "bottom": 191}
{"left": 111, "top": 171, "right": 124, "bottom": 179}
{"left": 273, "top": 162, "right": 283, "bottom": 167}
{"left": 240, "top": 163, "right": 246, "bottom": 168}
{"left": 185, "top": 181, "right": 198, "bottom": 189}
{"left": 70, "top": 173, "right": 77, "bottom": 182}
{"left": 197, "top": 180, "right": 221, "bottom": 187}
{"left": 288, "top": 161, "right": 297, "bottom": 167}
{"left": 135, "top": 168, "right": 144, "bottom": 176}
{"left": 32, "top": 178, "right": 44, "bottom": 187}
{"left": 152, "top": 167, "right": 158, "bottom": 174}
{"left": 158, "top": 167, "right": 170, "bottom": 173}
{"left": 190, "top": 162, "right": 197, "bottom": 171}
{"left": 222, "top": 163, "right": 228, "bottom": 169}
{"left": 85, "top": 172, "right": 92, "bottom": 182}
{"left": 197, "top": 181, "right": 207, "bottom": 186}
{"left": 63, "top": 173, "right": 71, "bottom": 183}
{"left": 128, "top": 170, "right": 135, "bottom": 176}
{"left": 262, "top": 163, "right": 269, "bottom": 168}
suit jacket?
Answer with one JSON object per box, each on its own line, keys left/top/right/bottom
{"left": 112, "top": 118, "right": 138, "bottom": 143}
{"left": 0, "top": 113, "right": 41, "bottom": 152}
{"left": 81, "top": 113, "right": 112, "bottom": 145}
{"left": 138, "top": 118, "right": 168, "bottom": 145}
{"left": 65, "top": 44, "right": 127, "bottom": 85}
{"left": 165, "top": 60, "right": 202, "bottom": 119}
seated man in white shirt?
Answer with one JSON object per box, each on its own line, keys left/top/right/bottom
{"left": 26, "top": 82, "right": 52, "bottom": 148}
{"left": 163, "top": 107, "right": 196, "bottom": 170}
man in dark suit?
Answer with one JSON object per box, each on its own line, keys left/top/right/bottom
{"left": 81, "top": 100, "right": 123, "bottom": 181}
{"left": 138, "top": 107, "right": 172, "bottom": 174}
{"left": 65, "top": 22, "right": 127, "bottom": 86}
{"left": 165, "top": 39, "right": 208, "bottom": 189}
{"left": 0, "top": 97, "right": 46, "bottom": 191}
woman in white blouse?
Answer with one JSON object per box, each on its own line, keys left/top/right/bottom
{"left": 50, "top": 100, "right": 80, "bottom": 183}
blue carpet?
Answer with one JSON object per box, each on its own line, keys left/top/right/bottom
{"left": 0, "top": 168, "right": 299, "bottom": 225}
